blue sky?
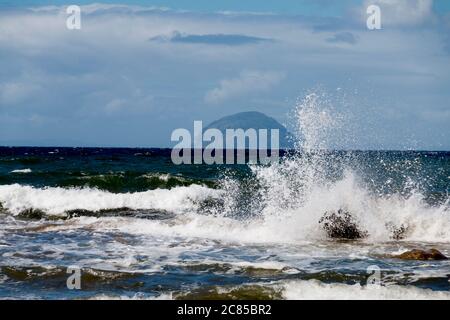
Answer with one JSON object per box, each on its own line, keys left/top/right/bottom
{"left": 0, "top": 1, "right": 449, "bottom": 149}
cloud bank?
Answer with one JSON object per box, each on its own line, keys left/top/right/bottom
{"left": 0, "top": 2, "right": 449, "bottom": 149}
{"left": 205, "top": 70, "right": 285, "bottom": 104}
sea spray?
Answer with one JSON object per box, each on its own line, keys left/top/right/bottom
{"left": 215, "top": 91, "right": 450, "bottom": 242}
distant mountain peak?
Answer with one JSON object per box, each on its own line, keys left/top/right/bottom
{"left": 205, "top": 111, "right": 294, "bottom": 149}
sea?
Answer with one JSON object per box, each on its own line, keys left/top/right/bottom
{"left": 0, "top": 146, "right": 449, "bottom": 300}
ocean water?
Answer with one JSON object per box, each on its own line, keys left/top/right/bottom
{"left": 0, "top": 96, "right": 449, "bottom": 300}
{"left": 0, "top": 146, "right": 449, "bottom": 300}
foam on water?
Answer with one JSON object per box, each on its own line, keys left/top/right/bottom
{"left": 281, "top": 280, "right": 450, "bottom": 300}
{"left": 10, "top": 168, "right": 32, "bottom": 173}
{"left": 0, "top": 156, "right": 449, "bottom": 243}
{"left": 0, "top": 184, "right": 219, "bottom": 215}
{"left": 253, "top": 92, "right": 449, "bottom": 242}
{"left": 86, "top": 281, "right": 450, "bottom": 300}
{"left": 251, "top": 170, "right": 450, "bottom": 242}
{"left": 2, "top": 181, "right": 447, "bottom": 245}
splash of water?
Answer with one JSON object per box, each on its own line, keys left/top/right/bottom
{"left": 220, "top": 90, "right": 450, "bottom": 242}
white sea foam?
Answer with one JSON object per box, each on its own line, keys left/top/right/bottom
{"left": 88, "top": 293, "right": 171, "bottom": 300}
{"left": 253, "top": 169, "right": 450, "bottom": 243}
{"left": 140, "top": 173, "right": 172, "bottom": 181}
{"left": 88, "top": 281, "right": 450, "bottom": 300}
{"left": 0, "top": 171, "right": 449, "bottom": 243}
{"left": 281, "top": 280, "right": 450, "bottom": 300}
{"left": 10, "top": 168, "right": 32, "bottom": 173}
{"left": 0, "top": 184, "right": 219, "bottom": 215}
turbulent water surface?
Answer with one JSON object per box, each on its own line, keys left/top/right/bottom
{"left": 1, "top": 96, "right": 449, "bottom": 300}
{"left": 0, "top": 146, "right": 449, "bottom": 300}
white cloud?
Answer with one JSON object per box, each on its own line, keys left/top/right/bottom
{"left": 204, "top": 70, "right": 285, "bottom": 104}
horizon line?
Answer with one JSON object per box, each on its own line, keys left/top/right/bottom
{"left": 0, "top": 145, "right": 449, "bottom": 153}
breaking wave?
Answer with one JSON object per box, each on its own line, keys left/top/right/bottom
{"left": 0, "top": 184, "right": 219, "bottom": 216}
{"left": 1, "top": 166, "right": 448, "bottom": 244}
{"left": 0, "top": 92, "right": 448, "bottom": 244}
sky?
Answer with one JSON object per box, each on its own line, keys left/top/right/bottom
{"left": 0, "top": 0, "right": 449, "bottom": 149}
